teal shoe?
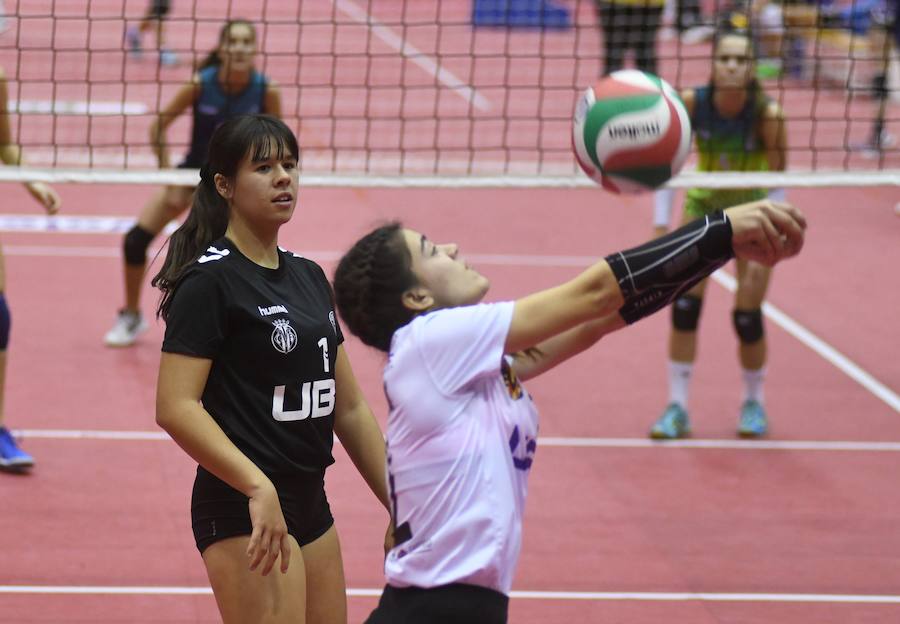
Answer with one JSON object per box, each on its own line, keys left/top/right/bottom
{"left": 650, "top": 403, "right": 690, "bottom": 439}
{"left": 738, "top": 400, "right": 768, "bottom": 437}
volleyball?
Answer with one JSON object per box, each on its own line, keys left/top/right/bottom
{"left": 572, "top": 70, "right": 691, "bottom": 194}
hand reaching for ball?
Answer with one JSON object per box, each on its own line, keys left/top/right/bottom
{"left": 725, "top": 200, "right": 806, "bottom": 266}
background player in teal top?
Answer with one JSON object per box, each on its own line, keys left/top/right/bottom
{"left": 650, "top": 23, "right": 788, "bottom": 439}
{"left": 105, "top": 19, "right": 281, "bottom": 348}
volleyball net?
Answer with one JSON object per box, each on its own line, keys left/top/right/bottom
{"left": 0, "top": 0, "right": 897, "bottom": 187}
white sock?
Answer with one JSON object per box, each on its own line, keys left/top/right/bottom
{"left": 668, "top": 360, "right": 693, "bottom": 409}
{"left": 653, "top": 187, "right": 675, "bottom": 229}
{"left": 742, "top": 367, "right": 766, "bottom": 404}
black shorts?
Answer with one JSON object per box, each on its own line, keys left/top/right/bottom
{"left": 191, "top": 466, "right": 334, "bottom": 554}
{"left": 364, "top": 583, "right": 509, "bottom": 624}
{"left": 147, "top": 0, "right": 171, "bottom": 19}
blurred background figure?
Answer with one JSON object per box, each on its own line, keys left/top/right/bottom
{"left": 125, "top": 0, "right": 178, "bottom": 66}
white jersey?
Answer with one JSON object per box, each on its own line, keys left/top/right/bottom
{"left": 382, "top": 302, "right": 539, "bottom": 595}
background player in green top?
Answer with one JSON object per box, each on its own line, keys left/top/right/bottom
{"left": 650, "top": 23, "right": 788, "bottom": 439}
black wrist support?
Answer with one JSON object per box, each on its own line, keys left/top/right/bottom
{"left": 604, "top": 211, "right": 734, "bottom": 324}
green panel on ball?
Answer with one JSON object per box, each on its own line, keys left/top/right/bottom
{"left": 609, "top": 164, "right": 672, "bottom": 189}
{"left": 581, "top": 94, "right": 661, "bottom": 167}
{"left": 644, "top": 73, "right": 664, "bottom": 90}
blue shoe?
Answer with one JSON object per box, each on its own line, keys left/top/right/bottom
{"left": 0, "top": 427, "right": 34, "bottom": 471}
{"left": 738, "top": 400, "right": 768, "bottom": 437}
{"left": 650, "top": 403, "right": 690, "bottom": 439}
{"left": 125, "top": 27, "right": 142, "bottom": 57}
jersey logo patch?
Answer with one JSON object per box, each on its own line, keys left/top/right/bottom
{"left": 258, "top": 304, "right": 288, "bottom": 317}
{"left": 329, "top": 311, "right": 337, "bottom": 335}
{"left": 198, "top": 246, "right": 230, "bottom": 263}
{"left": 271, "top": 319, "right": 298, "bottom": 354}
{"left": 508, "top": 425, "right": 537, "bottom": 471}
{"left": 501, "top": 359, "right": 523, "bottom": 400}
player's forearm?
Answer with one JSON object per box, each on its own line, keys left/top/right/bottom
{"left": 512, "top": 314, "right": 625, "bottom": 381}
{"left": 157, "top": 401, "right": 271, "bottom": 497}
{"left": 506, "top": 263, "right": 623, "bottom": 355}
{"left": 149, "top": 120, "right": 170, "bottom": 167}
{"left": 334, "top": 404, "right": 390, "bottom": 511}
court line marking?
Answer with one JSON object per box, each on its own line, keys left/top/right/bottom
{"left": 13, "top": 429, "right": 900, "bottom": 451}
{"left": 709, "top": 271, "right": 900, "bottom": 414}
{"left": 8, "top": 100, "right": 148, "bottom": 115}
{"left": 2, "top": 242, "right": 896, "bottom": 415}
{"left": 0, "top": 215, "right": 178, "bottom": 235}
{"left": 331, "top": 0, "right": 492, "bottom": 111}
{"left": 1, "top": 585, "right": 899, "bottom": 603}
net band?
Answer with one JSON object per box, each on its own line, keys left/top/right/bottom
{"left": 0, "top": 168, "right": 896, "bottom": 188}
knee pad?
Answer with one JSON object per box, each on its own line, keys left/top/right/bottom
{"left": 733, "top": 308, "right": 764, "bottom": 343}
{"left": 671, "top": 294, "right": 703, "bottom": 331}
{"left": 0, "top": 292, "right": 10, "bottom": 351}
{"left": 123, "top": 224, "right": 154, "bottom": 266}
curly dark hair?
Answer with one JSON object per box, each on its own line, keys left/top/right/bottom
{"left": 333, "top": 222, "right": 419, "bottom": 352}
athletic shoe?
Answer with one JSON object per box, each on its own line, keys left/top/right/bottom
{"left": 104, "top": 310, "right": 148, "bottom": 347}
{"left": 737, "top": 400, "right": 768, "bottom": 437}
{"left": 0, "top": 427, "right": 34, "bottom": 471}
{"left": 857, "top": 131, "right": 896, "bottom": 159}
{"left": 159, "top": 49, "right": 179, "bottom": 66}
{"left": 125, "top": 27, "right": 142, "bottom": 57}
{"left": 650, "top": 403, "right": 690, "bottom": 439}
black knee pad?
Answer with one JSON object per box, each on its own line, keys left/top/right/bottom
{"left": 671, "top": 294, "right": 703, "bottom": 331}
{"left": 733, "top": 308, "right": 764, "bottom": 343}
{"left": 0, "top": 292, "right": 9, "bottom": 350}
{"left": 123, "top": 224, "right": 154, "bottom": 266}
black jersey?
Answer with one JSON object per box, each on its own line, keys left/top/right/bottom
{"left": 162, "top": 237, "right": 343, "bottom": 478}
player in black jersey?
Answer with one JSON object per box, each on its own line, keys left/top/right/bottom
{"left": 153, "top": 115, "right": 390, "bottom": 624}
{"left": 106, "top": 19, "right": 281, "bottom": 348}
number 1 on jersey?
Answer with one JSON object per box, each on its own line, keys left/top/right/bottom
{"left": 318, "top": 337, "right": 329, "bottom": 372}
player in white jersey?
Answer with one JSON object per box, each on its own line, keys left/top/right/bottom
{"left": 334, "top": 201, "right": 806, "bottom": 623}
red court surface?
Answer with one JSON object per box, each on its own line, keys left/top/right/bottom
{"left": 0, "top": 0, "right": 898, "bottom": 622}
{"left": 0, "top": 181, "right": 898, "bottom": 623}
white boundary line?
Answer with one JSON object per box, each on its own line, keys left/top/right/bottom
{"left": 710, "top": 271, "right": 900, "bottom": 414}
{"left": 1, "top": 585, "right": 899, "bottom": 603}
{"left": 14, "top": 429, "right": 900, "bottom": 451}
{"left": 8, "top": 100, "right": 148, "bottom": 115}
{"left": 2, "top": 239, "right": 896, "bottom": 415}
{"left": 331, "top": 0, "right": 491, "bottom": 111}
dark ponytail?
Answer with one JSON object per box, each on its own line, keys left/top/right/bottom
{"left": 333, "top": 223, "right": 418, "bottom": 352}
{"left": 197, "top": 19, "right": 257, "bottom": 71}
{"left": 153, "top": 114, "right": 298, "bottom": 321}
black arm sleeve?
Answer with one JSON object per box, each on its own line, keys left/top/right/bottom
{"left": 604, "top": 211, "right": 734, "bottom": 324}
